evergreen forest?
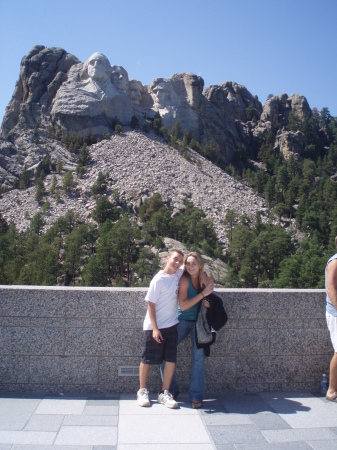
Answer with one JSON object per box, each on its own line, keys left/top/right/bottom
{"left": 1, "top": 107, "right": 337, "bottom": 288}
{"left": 0, "top": 193, "right": 220, "bottom": 287}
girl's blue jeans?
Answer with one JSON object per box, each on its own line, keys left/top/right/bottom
{"left": 160, "top": 319, "right": 205, "bottom": 402}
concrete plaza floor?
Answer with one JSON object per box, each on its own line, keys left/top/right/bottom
{"left": 1, "top": 391, "right": 337, "bottom": 449}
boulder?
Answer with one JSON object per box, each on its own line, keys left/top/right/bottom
{"left": 274, "top": 130, "right": 306, "bottom": 160}
{"left": 259, "top": 93, "right": 312, "bottom": 132}
{"left": 259, "top": 93, "right": 289, "bottom": 131}
{"left": 204, "top": 81, "right": 262, "bottom": 123}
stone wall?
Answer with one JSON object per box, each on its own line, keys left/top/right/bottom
{"left": 0, "top": 286, "right": 331, "bottom": 394}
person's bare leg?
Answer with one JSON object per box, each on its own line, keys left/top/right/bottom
{"left": 139, "top": 362, "right": 150, "bottom": 389}
{"left": 161, "top": 361, "right": 175, "bottom": 391}
{"left": 328, "top": 353, "right": 337, "bottom": 397}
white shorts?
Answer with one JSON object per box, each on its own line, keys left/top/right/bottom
{"left": 326, "top": 311, "right": 337, "bottom": 352}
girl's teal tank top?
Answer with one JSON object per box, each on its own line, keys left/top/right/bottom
{"left": 178, "top": 274, "right": 199, "bottom": 321}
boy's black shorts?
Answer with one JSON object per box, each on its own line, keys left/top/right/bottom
{"left": 141, "top": 324, "right": 178, "bottom": 365}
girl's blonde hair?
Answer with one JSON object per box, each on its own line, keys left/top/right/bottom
{"left": 184, "top": 252, "right": 205, "bottom": 289}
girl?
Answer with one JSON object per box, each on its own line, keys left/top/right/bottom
{"left": 172, "top": 252, "right": 214, "bottom": 408}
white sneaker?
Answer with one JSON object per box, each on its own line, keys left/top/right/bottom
{"left": 137, "top": 388, "right": 150, "bottom": 407}
{"left": 157, "top": 390, "right": 178, "bottom": 409}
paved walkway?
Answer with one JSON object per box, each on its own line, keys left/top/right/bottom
{"left": 1, "top": 391, "right": 337, "bottom": 449}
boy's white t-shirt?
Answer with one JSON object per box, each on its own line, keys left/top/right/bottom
{"left": 143, "top": 268, "right": 183, "bottom": 330}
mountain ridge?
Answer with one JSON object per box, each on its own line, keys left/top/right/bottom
{"left": 0, "top": 45, "right": 317, "bottom": 250}
{"left": 1, "top": 45, "right": 314, "bottom": 180}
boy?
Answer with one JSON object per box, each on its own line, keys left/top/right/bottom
{"left": 137, "top": 249, "right": 184, "bottom": 408}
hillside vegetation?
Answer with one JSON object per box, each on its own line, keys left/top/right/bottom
{"left": 0, "top": 107, "right": 336, "bottom": 288}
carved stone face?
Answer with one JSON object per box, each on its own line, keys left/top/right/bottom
{"left": 86, "top": 53, "right": 111, "bottom": 81}
{"left": 111, "top": 65, "right": 129, "bottom": 91}
{"left": 129, "top": 79, "right": 143, "bottom": 104}
{"left": 148, "top": 75, "right": 203, "bottom": 131}
{"left": 151, "top": 81, "right": 170, "bottom": 107}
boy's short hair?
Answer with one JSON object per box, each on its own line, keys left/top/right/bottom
{"left": 168, "top": 248, "right": 184, "bottom": 258}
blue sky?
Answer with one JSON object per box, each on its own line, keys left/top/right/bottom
{"left": 1, "top": 0, "right": 336, "bottom": 125}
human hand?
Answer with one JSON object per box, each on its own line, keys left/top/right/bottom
{"left": 152, "top": 329, "right": 164, "bottom": 344}
{"left": 203, "top": 299, "right": 211, "bottom": 309}
{"left": 202, "top": 283, "right": 214, "bottom": 297}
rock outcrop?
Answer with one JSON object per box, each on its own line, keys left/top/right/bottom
{"left": 204, "top": 81, "right": 262, "bottom": 123}
{"left": 1, "top": 46, "right": 79, "bottom": 137}
{"left": 258, "top": 93, "right": 312, "bottom": 133}
{"left": 241, "top": 93, "right": 314, "bottom": 160}
{"left": 274, "top": 130, "right": 306, "bottom": 160}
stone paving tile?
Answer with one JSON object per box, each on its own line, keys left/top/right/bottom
{"left": 4, "top": 391, "right": 337, "bottom": 449}
{"left": 63, "top": 414, "right": 118, "bottom": 426}
{"left": 117, "top": 446, "right": 215, "bottom": 450}
{"left": 307, "top": 441, "right": 337, "bottom": 449}
{"left": 83, "top": 404, "right": 119, "bottom": 416}
{"left": 262, "top": 428, "right": 337, "bottom": 442}
{"left": 212, "top": 445, "right": 236, "bottom": 450}
{"left": 260, "top": 393, "right": 311, "bottom": 414}
{"left": 86, "top": 399, "right": 119, "bottom": 406}
{"left": 12, "top": 446, "right": 91, "bottom": 450}
{"left": 87, "top": 393, "right": 119, "bottom": 400}
{"left": 202, "top": 396, "right": 225, "bottom": 405}
{"left": 118, "top": 414, "right": 212, "bottom": 445}
{"left": 248, "top": 412, "right": 291, "bottom": 430}
{"left": 221, "top": 395, "right": 275, "bottom": 415}
{"left": 261, "top": 393, "right": 337, "bottom": 428}
{"left": 24, "top": 414, "right": 64, "bottom": 431}
{"left": 207, "top": 424, "right": 269, "bottom": 445}
{"left": 34, "top": 398, "right": 86, "bottom": 415}
{"left": 54, "top": 425, "right": 117, "bottom": 446}
{"left": 0, "top": 430, "right": 56, "bottom": 446}
{"left": 119, "top": 395, "right": 199, "bottom": 415}
{"left": 92, "top": 446, "right": 117, "bottom": 450}
{"left": 200, "top": 403, "right": 229, "bottom": 415}
{"left": 0, "top": 398, "right": 42, "bottom": 431}
{"left": 233, "top": 442, "right": 313, "bottom": 449}
{"left": 201, "top": 411, "right": 253, "bottom": 426}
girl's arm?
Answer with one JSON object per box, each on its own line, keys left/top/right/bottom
{"left": 201, "top": 271, "right": 213, "bottom": 289}
{"left": 178, "top": 274, "right": 213, "bottom": 311}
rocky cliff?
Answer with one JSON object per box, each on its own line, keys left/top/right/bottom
{"left": 1, "top": 46, "right": 313, "bottom": 167}
{"left": 0, "top": 45, "right": 315, "bottom": 244}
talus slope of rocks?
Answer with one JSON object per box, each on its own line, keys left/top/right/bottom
{"left": 0, "top": 130, "right": 267, "bottom": 248}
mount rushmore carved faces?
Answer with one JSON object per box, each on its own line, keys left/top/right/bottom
{"left": 85, "top": 53, "right": 111, "bottom": 82}
{"left": 51, "top": 52, "right": 206, "bottom": 133}
{"left": 111, "top": 65, "right": 129, "bottom": 91}
{"left": 51, "top": 52, "right": 134, "bottom": 129}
